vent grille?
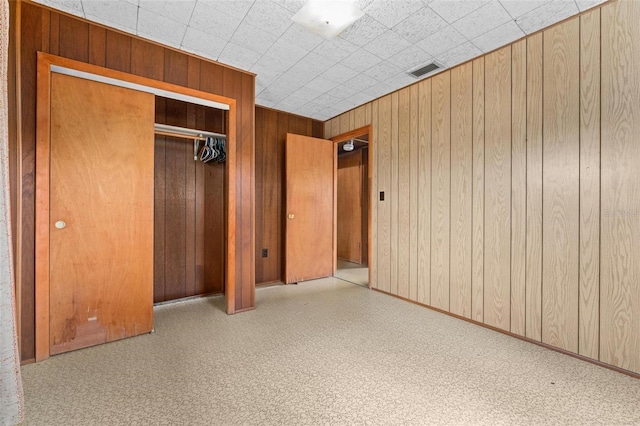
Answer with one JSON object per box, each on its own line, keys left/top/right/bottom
{"left": 409, "top": 62, "right": 441, "bottom": 78}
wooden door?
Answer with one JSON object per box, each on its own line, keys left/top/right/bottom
{"left": 49, "top": 73, "right": 155, "bottom": 355}
{"left": 285, "top": 133, "right": 335, "bottom": 283}
{"left": 337, "top": 151, "right": 362, "bottom": 263}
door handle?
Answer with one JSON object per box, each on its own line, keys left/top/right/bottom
{"left": 288, "top": 213, "right": 295, "bottom": 220}
{"left": 55, "top": 220, "right": 66, "bottom": 229}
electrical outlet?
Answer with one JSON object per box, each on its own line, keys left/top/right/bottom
{"left": 262, "top": 248, "right": 268, "bottom": 258}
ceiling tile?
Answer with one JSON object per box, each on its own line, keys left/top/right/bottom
{"left": 277, "top": 95, "right": 309, "bottom": 111}
{"left": 436, "top": 41, "right": 482, "bottom": 67}
{"left": 230, "top": 22, "right": 279, "bottom": 55}
{"left": 218, "top": 42, "right": 263, "bottom": 70}
{"left": 320, "top": 64, "right": 359, "bottom": 84}
{"left": 188, "top": 2, "right": 241, "bottom": 40}
{"left": 575, "top": 0, "right": 607, "bottom": 12}
{"left": 243, "top": 1, "right": 294, "bottom": 37}
{"left": 340, "top": 49, "right": 384, "bottom": 74}
{"left": 291, "top": 52, "right": 335, "bottom": 78}
{"left": 362, "top": 81, "right": 397, "bottom": 98}
{"left": 264, "top": 39, "right": 308, "bottom": 67}
{"left": 362, "top": 60, "right": 403, "bottom": 82}
{"left": 276, "top": 67, "right": 317, "bottom": 88}
{"left": 180, "top": 26, "right": 226, "bottom": 59}
{"left": 83, "top": 0, "right": 139, "bottom": 33}
{"left": 313, "top": 39, "right": 360, "bottom": 63}
{"left": 281, "top": 24, "right": 325, "bottom": 51}
{"left": 392, "top": 6, "right": 449, "bottom": 43}
{"left": 255, "top": 98, "right": 278, "bottom": 109}
{"left": 138, "top": 0, "right": 195, "bottom": 25}
{"left": 290, "top": 86, "right": 323, "bottom": 102}
{"left": 314, "top": 92, "right": 343, "bottom": 106}
{"left": 277, "top": 0, "right": 306, "bottom": 13}
{"left": 428, "top": 0, "right": 491, "bottom": 24}
{"left": 305, "top": 76, "right": 341, "bottom": 93}
{"left": 35, "top": 0, "right": 84, "bottom": 17}
{"left": 363, "top": 30, "right": 412, "bottom": 60}
{"left": 204, "top": 0, "right": 255, "bottom": 20}
{"left": 333, "top": 98, "right": 358, "bottom": 112}
{"left": 417, "top": 25, "right": 467, "bottom": 57}
{"left": 516, "top": 0, "right": 579, "bottom": 34}
{"left": 499, "top": 0, "right": 552, "bottom": 19}
{"left": 389, "top": 45, "right": 434, "bottom": 72}
{"left": 326, "top": 84, "right": 360, "bottom": 100}
{"left": 338, "top": 14, "right": 388, "bottom": 47}
{"left": 348, "top": 91, "right": 375, "bottom": 107}
{"left": 138, "top": 8, "right": 187, "bottom": 47}
{"left": 344, "top": 74, "right": 379, "bottom": 93}
{"left": 250, "top": 54, "right": 293, "bottom": 84}
{"left": 452, "top": 1, "right": 512, "bottom": 40}
{"left": 364, "top": 0, "right": 425, "bottom": 28}
{"left": 472, "top": 20, "right": 525, "bottom": 53}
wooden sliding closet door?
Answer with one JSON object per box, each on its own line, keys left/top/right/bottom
{"left": 49, "top": 73, "right": 154, "bottom": 355}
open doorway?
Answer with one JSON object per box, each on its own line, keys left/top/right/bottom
{"left": 334, "top": 132, "right": 370, "bottom": 288}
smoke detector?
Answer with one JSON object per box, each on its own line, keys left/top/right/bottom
{"left": 343, "top": 139, "right": 354, "bottom": 152}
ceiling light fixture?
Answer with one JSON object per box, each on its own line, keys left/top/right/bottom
{"left": 343, "top": 139, "right": 355, "bottom": 152}
{"left": 292, "top": 0, "right": 364, "bottom": 39}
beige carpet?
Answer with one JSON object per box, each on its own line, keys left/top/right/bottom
{"left": 22, "top": 278, "right": 640, "bottom": 425}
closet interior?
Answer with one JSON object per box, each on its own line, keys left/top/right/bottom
{"left": 153, "top": 96, "right": 227, "bottom": 303}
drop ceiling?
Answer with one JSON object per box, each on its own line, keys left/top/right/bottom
{"left": 34, "top": 0, "right": 606, "bottom": 121}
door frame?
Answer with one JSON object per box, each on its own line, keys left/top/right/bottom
{"left": 34, "top": 52, "right": 237, "bottom": 361}
{"left": 330, "top": 125, "right": 373, "bottom": 289}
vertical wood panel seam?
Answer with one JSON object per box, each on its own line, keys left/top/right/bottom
{"left": 578, "top": 14, "right": 582, "bottom": 354}
{"left": 510, "top": 45, "right": 514, "bottom": 331}
{"left": 597, "top": 7, "right": 602, "bottom": 362}
{"left": 449, "top": 74, "right": 452, "bottom": 309}
{"left": 541, "top": 30, "right": 545, "bottom": 339}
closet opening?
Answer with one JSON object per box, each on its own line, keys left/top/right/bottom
{"left": 332, "top": 128, "right": 371, "bottom": 288}
{"left": 153, "top": 97, "right": 228, "bottom": 304}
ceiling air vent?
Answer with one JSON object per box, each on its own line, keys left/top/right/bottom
{"left": 408, "top": 62, "right": 442, "bottom": 78}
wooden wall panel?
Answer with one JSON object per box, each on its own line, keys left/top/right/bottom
{"left": 526, "top": 33, "right": 543, "bottom": 342}
{"left": 377, "top": 95, "right": 392, "bottom": 293}
{"left": 318, "top": 0, "right": 640, "bottom": 376}
{"left": 397, "top": 88, "right": 411, "bottom": 298}
{"left": 430, "top": 71, "right": 450, "bottom": 311}
{"left": 450, "top": 63, "right": 472, "bottom": 319}
{"left": 417, "top": 80, "right": 431, "bottom": 305}
{"left": 15, "top": 2, "right": 255, "bottom": 361}
{"left": 409, "top": 85, "right": 419, "bottom": 301}
{"left": 542, "top": 18, "right": 580, "bottom": 353}
{"left": 254, "top": 107, "right": 323, "bottom": 285}
{"left": 471, "top": 57, "right": 484, "bottom": 322}
{"left": 484, "top": 46, "right": 511, "bottom": 331}
{"left": 390, "top": 92, "right": 399, "bottom": 295}
{"left": 370, "top": 100, "right": 379, "bottom": 289}
{"left": 511, "top": 40, "right": 527, "bottom": 336}
{"left": 579, "top": 9, "right": 601, "bottom": 360}
{"left": 601, "top": 0, "right": 640, "bottom": 373}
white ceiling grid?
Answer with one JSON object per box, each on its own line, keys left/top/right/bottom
{"left": 34, "top": 0, "right": 606, "bottom": 120}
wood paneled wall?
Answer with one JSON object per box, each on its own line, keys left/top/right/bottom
{"left": 324, "top": 1, "right": 640, "bottom": 375}
{"left": 11, "top": 1, "right": 255, "bottom": 362}
{"left": 154, "top": 98, "right": 226, "bottom": 302}
{"left": 254, "top": 106, "right": 323, "bottom": 285}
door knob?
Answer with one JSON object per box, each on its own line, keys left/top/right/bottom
{"left": 55, "top": 220, "right": 66, "bottom": 229}
{"left": 288, "top": 213, "right": 295, "bottom": 220}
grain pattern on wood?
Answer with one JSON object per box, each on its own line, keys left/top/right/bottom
{"left": 49, "top": 74, "right": 154, "bottom": 355}
{"left": 58, "top": 15, "right": 88, "bottom": 63}
{"left": 579, "top": 8, "right": 601, "bottom": 360}
{"left": 131, "top": 39, "right": 164, "bottom": 80}
{"left": 526, "top": 33, "right": 543, "bottom": 341}
{"left": 105, "top": 30, "right": 130, "bottom": 73}
{"left": 377, "top": 95, "right": 392, "bottom": 293}
{"left": 370, "top": 100, "right": 379, "bottom": 289}
{"left": 88, "top": 26, "right": 106, "bottom": 67}
{"left": 409, "top": 84, "right": 419, "bottom": 301}
{"left": 450, "top": 63, "right": 473, "bottom": 318}
{"left": 484, "top": 46, "right": 511, "bottom": 331}
{"left": 600, "top": 0, "right": 640, "bottom": 373}
{"left": 417, "top": 80, "right": 432, "bottom": 305}
{"left": 397, "top": 88, "right": 411, "bottom": 298}
{"left": 390, "top": 92, "right": 400, "bottom": 295}
{"left": 542, "top": 18, "right": 580, "bottom": 353}
{"left": 430, "top": 71, "right": 451, "bottom": 311}
{"left": 471, "top": 57, "right": 485, "bottom": 323}
{"left": 285, "top": 134, "right": 334, "bottom": 283}
{"left": 511, "top": 39, "right": 527, "bottom": 337}
{"left": 337, "top": 152, "right": 363, "bottom": 263}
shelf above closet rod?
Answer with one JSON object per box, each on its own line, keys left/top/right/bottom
{"left": 154, "top": 123, "right": 226, "bottom": 141}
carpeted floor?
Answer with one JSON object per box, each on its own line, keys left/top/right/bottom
{"left": 21, "top": 278, "right": 640, "bottom": 425}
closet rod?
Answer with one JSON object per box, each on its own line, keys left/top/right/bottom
{"left": 154, "top": 123, "right": 226, "bottom": 140}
